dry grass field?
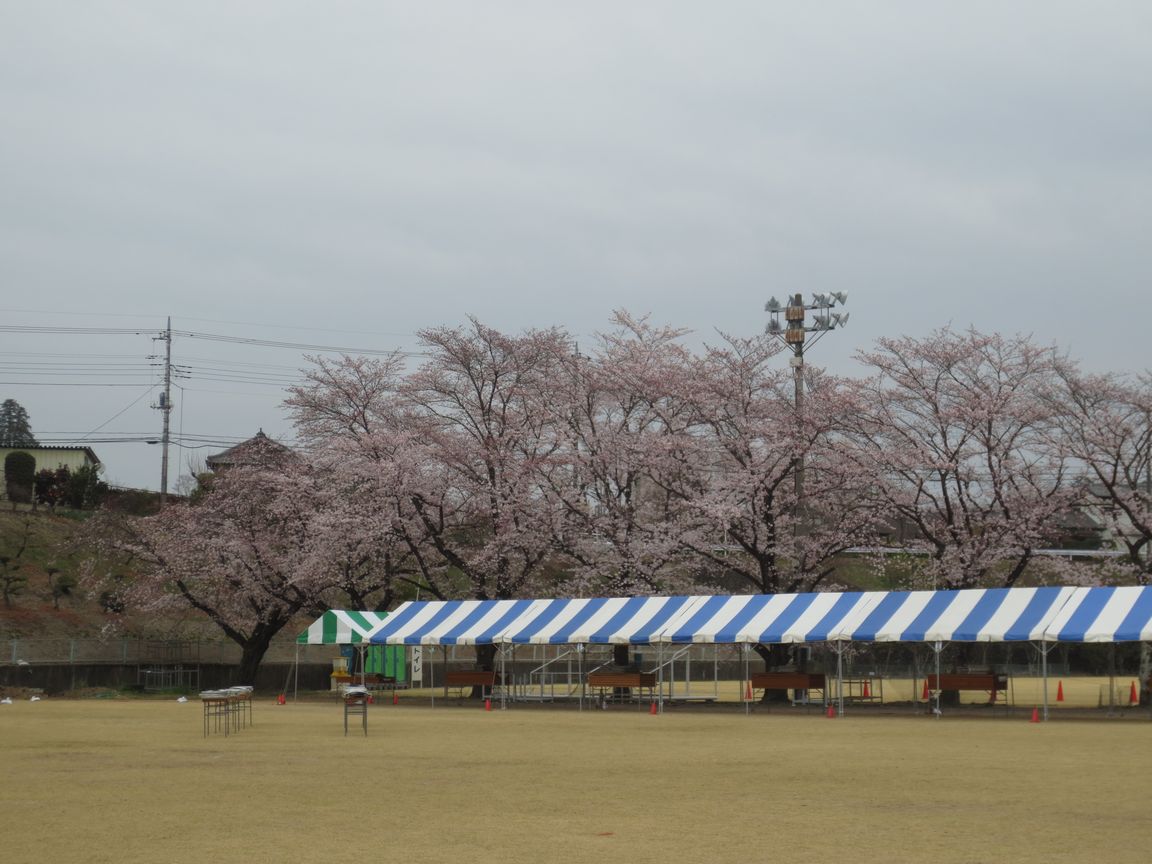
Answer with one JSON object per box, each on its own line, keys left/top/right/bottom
{"left": 2, "top": 696, "right": 1149, "bottom": 864}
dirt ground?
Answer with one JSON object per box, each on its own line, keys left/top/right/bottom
{"left": 2, "top": 696, "right": 1150, "bottom": 864}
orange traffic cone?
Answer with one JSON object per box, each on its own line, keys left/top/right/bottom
{"left": 745, "top": 681, "right": 753, "bottom": 701}
{"left": 862, "top": 680, "right": 871, "bottom": 698}
{"left": 484, "top": 698, "right": 492, "bottom": 712}
{"left": 1030, "top": 707, "right": 1040, "bottom": 723}
{"left": 276, "top": 693, "right": 286, "bottom": 705}
{"left": 1130, "top": 681, "right": 1140, "bottom": 705}
{"left": 1056, "top": 681, "right": 1064, "bottom": 702}
{"left": 826, "top": 703, "right": 836, "bottom": 718}
{"left": 649, "top": 701, "right": 658, "bottom": 715}
{"left": 921, "top": 680, "right": 929, "bottom": 701}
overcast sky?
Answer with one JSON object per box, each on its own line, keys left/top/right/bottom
{"left": 2, "top": 2, "right": 1150, "bottom": 491}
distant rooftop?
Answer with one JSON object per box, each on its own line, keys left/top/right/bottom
{"left": 205, "top": 430, "right": 293, "bottom": 471}
{"left": 0, "top": 444, "right": 100, "bottom": 465}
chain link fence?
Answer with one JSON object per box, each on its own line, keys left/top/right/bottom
{"left": 3, "top": 638, "right": 336, "bottom": 666}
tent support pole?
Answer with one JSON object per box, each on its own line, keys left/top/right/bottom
{"left": 713, "top": 644, "right": 719, "bottom": 702}
{"left": 499, "top": 645, "right": 507, "bottom": 711}
{"left": 934, "top": 640, "right": 943, "bottom": 719}
{"left": 743, "top": 644, "right": 750, "bottom": 717}
{"left": 657, "top": 643, "right": 664, "bottom": 714}
{"left": 1040, "top": 641, "right": 1051, "bottom": 722}
{"left": 293, "top": 643, "right": 299, "bottom": 704}
{"left": 441, "top": 645, "right": 448, "bottom": 706}
{"left": 835, "top": 641, "right": 845, "bottom": 717}
{"left": 911, "top": 645, "right": 919, "bottom": 717}
{"left": 578, "top": 644, "right": 585, "bottom": 712}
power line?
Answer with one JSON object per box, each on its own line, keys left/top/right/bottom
{"left": 0, "top": 381, "right": 155, "bottom": 386}
{"left": 75, "top": 385, "right": 158, "bottom": 444}
{"left": 174, "top": 329, "right": 417, "bottom": 356}
{"left": 0, "top": 307, "right": 415, "bottom": 339}
{"left": 0, "top": 325, "right": 160, "bottom": 336}
{"left": 0, "top": 322, "right": 419, "bottom": 357}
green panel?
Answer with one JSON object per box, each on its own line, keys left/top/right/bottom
{"left": 364, "top": 645, "right": 384, "bottom": 674}
{"left": 384, "top": 649, "right": 407, "bottom": 681}
{"left": 364, "top": 645, "right": 405, "bottom": 681}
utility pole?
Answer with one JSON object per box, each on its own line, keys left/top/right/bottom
{"left": 764, "top": 293, "right": 849, "bottom": 507}
{"left": 155, "top": 318, "right": 173, "bottom": 505}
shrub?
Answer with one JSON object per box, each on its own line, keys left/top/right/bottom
{"left": 4, "top": 451, "right": 36, "bottom": 504}
{"left": 35, "top": 467, "right": 71, "bottom": 508}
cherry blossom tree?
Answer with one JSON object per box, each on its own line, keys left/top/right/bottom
{"left": 287, "top": 356, "right": 447, "bottom": 599}
{"left": 538, "top": 313, "right": 701, "bottom": 596}
{"left": 1051, "top": 365, "right": 1152, "bottom": 583}
{"left": 290, "top": 452, "right": 416, "bottom": 612}
{"left": 288, "top": 353, "right": 408, "bottom": 446}
{"left": 671, "top": 333, "right": 880, "bottom": 598}
{"left": 92, "top": 462, "right": 322, "bottom": 683}
{"left": 854, "top": 328, "right": 1076, "bottom": 589}
{"left": 397, "top": 319, "right": 570, "bottom": 605}
{"left": 1047, "top": 360, "right": 1152, "bottom": 710}
{"left": 289, "top": 320, "right": 575, "bottom": 675}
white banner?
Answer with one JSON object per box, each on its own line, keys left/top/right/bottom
{"left": 410, "top": 646, "right": 423, "bottom": 685}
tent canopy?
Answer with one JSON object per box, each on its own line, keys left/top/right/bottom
{"left": 297, "top": 610, "right": 390, "bottom": 645}
{"left": 367, "top": 586, "right": 1152, "bottom": 647}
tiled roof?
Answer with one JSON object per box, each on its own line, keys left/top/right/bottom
{"left": 205, "top": 430, "right": 293, "bottom": 470}
{"left": 0, "top": 444, "right": 100, "bottom": 465}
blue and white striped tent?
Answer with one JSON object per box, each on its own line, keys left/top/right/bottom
{"left": 368, "top": 586, "right": 1152, "bottom": 646}
{"left": 668, "top": 587, "right": 1083, "bottom": 644}
{"left": 1043, "top": 586, "right": 1152, "bottom": 642}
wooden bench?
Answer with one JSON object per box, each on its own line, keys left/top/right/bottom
{"left": 927, "top": 673, "right": 1008, "bottom": 702}
{"left": 362, "top": 674, "right": 396, "bottom": 691}
{"left": 587, "top": 672, "right": 657, "bottom": 702}
{"left": 443, "top": 670, "right": 500, "bottom": 697}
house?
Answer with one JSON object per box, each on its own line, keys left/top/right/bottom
{"left": 205, "top": 430, "right": 294, "bottom": 472}
{"left": 0, "top": 445, "right": 101, "bottom": 500}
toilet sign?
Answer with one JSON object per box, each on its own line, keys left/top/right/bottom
{"left": 410, "top": 646, "right": 423, "bottom": 685}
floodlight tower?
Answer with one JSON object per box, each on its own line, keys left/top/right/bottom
{"left": 764, "top": 293, "right": 849, "bottom": 505}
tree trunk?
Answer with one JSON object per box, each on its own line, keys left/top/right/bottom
{"left": 612, "top": 643, "right": 634, "bottom": 699}
{"left": 752, "top": 643, "right": 792, "bottom": 704}
{"left": 470, "top": 643, "right": 498, "bottom": 699}
{"left": 235, "top": 624, "right": 280, "bottom": 685}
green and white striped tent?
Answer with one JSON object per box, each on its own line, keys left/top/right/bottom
{"left": 297, "top": 610, "right": 389, "bottom": 645}
{"left": 295, "top": 611, "right": 406, "bottom": 685}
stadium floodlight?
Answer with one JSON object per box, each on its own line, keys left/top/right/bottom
{"left": 762, "top": 290, "right": 851, "bottom": 507}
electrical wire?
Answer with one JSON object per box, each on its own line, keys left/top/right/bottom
{"left": 75, "top": 385, "right": 159, "bottom": 443}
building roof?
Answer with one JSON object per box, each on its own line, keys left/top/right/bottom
{"left": 205, "top": 430, "right": 293, "bottom": 471}
{"left": 0, "top": 444, "right": 100, "bottom": 466}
